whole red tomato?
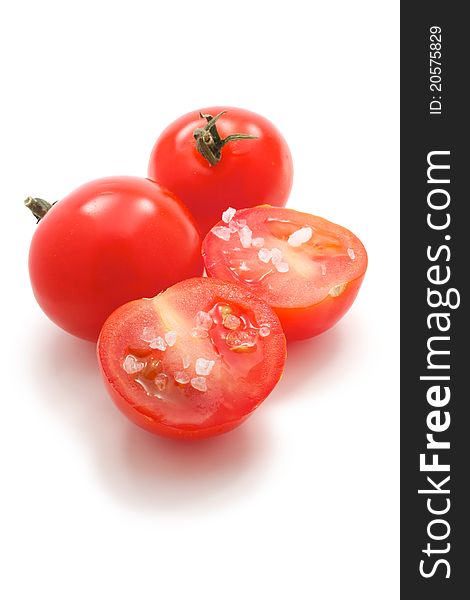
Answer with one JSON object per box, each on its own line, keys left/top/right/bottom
{"left": 98, "top": 277, "right": 286, "bottom": 439}
{"left": 27, "top": 176, "right": 202, "bottom": 341}
{"left": 148, "top": 107, "right": 293, "bottom": 237}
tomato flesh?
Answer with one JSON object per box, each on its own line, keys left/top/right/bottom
{"left": 28, "top": 176, "right": 202, "bottom": 341}
{"left": 97, "top": 278, "right": 286, "bottom": 439}
{"left": 202, "top": 206, "right": 367, "bottom": 340}
{"left": 147, "top": 107, "right": 293, "bottom": 237}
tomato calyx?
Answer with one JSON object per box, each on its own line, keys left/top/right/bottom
{"left": 193, "top": 111, "right": 257, "bottom": 166}
{"left": 24, "top": 196, "right": 55, "bottom": 223}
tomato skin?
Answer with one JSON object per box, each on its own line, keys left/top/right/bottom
{"left": 147, "top": 107, "right": 293, "bottom": 237}
{"left": 28, "top": 177, "right": 202, "bottom": 341}
{"left": 202, "top": 206, "right": 367, "bottom": 341}
{"left": 99, "top": 360, "right": 251, "bottom": 439}
{"left": 274, "top": 275, "right": 365, "bottom": 340}
{"left": 97, "top": 278, "right": 286, "bottom": 439}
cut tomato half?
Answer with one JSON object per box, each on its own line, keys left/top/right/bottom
{"left": 202, "top": 206, "right": 367, "bottom": 340}
{"left": 97, "top": 278, "right": 286, "bottom": 439}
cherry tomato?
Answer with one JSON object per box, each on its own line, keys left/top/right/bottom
{"left": 147, "top": 107, "right": 293, "bottom": 237}
{"left": 27, "top": 177, "right": 202, "bottom": 341}
{"left": 97, "top": 277, "right": 286, "bottom": 439}
{"left": 202, "top": 206, "right": 367, "bottom": 340}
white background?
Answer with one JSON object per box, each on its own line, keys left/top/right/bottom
{"left": 0, "top": 1, "right": 399, "bottom": 598}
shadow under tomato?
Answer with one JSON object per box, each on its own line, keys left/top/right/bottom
{"left": 103, "top": 417, "right": 272, "bottom": 511}
{"left": 27, "top": 320, "right": 273, "bottom": 512}
{"left": 268, "top": 318, "right": 355, "bottom": 402}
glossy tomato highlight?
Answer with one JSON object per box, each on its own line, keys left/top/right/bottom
{"left": 148, "top": 107, "right": 293, "bottom": 237}
{"left": 97, "top": 278, "right": 286, "bottom": 439}
{"left": 27, "top": 177, "right": 202, "bottom": 341}
{"left": 202, "top": 206, "right": 367, "bottom": 340}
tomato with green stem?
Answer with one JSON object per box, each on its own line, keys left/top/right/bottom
{"left": 148, "top": 107, "right": 293, "bottom": 237}
{"left": 97, "top": 278, "right": 286, "bottom": 439}
{"left": 202, "top": 206, "right": 367, "bottom": 340}
{"left": 26, "top": 176, "right": 202, "bottom": 341}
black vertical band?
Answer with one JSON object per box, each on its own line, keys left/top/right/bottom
{"left": 401, "top": 2, "right": 468, "bottom": 597}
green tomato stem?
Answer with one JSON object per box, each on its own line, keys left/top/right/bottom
{"left": 193, "top": 111, "right": 257, "bottom": 166}
{"left": 24, "top": 197, "right": 54, "bottom": 223}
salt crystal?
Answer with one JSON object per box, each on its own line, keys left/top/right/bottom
{"left": 212, "top": 226, "right": 231, "bottom": 241}
{"left": 228, "top": 220, "right": 239, "bottom": 233}
{"left": 174, "top": 371, "right": 190, "bottom": 385}
{"left": 223, "top": 314, "right": 241, "bottom": 330}
{"left": 225, "top": 330, "right": 257, "bottom": 349}
{"left": 141, "top": 326, "right": 158, "bottom": 343}
{"left": 347, "top": 248, "right": 356, "bottom": 260}
{"left": 270, "top": 247, "right": 283, "bottom": 265}
{"left": 191, "top": 377, "right": 207, "bottom": 392}
{"left": 195, "top": 357, "right": 215, "bottom": 376}
{"left": 238, "top": 225, "right": 253, "bottom": 248}
{"left": 123, "top": 355, "right": 145, "bottom": 374}
{"left": 222, "top": 207, "right": 236, "bottom": 223}
{"left": 288, "top": 226, "right": 313, "bottom": 247}
{"left": 149, "top": 336, "right": 167, "bottom": 351}
{"left": 321, "top": 264, "right": 327, "bottom": 276}
{"left": 239, "top": 261, "right": 249, "bottom": 272}
{"left": 164, "top": 331, "right": 178, "bottom": 347}
{"left": 275, "top": 261, "right": 289, "bottom": 273}
{"left": 258, "top": 248, "right": 272, "bottom": 263}
{"left": 191, "top": 328, "right": 209, "bottom": 339}
{"left": 155, "top": 373, "right": 168, "bottom": 391}
{"left": 259, "top": 326, "right": 271, "bottom": 337}
{"left": 251, "top": 237, "right": 264, "bottom": 248}
{"left": 236, "top": 219, "right": 247, "bottom": 227}
{"left": 195, "top": 311, "right": 213, "bottom": 330}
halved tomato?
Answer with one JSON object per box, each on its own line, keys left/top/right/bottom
{"left": 202, "top": 206, "right": 367, "bottom": 340}
{"left": 97, "top": 278, "right": 286, "bottom": 439}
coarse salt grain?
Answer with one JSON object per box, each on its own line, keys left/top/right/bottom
{"left": 174, "top": 371, "right": 190, "bottom": 385}
{"left": 191, "top": 377, "right": 207, "bottom": 392}
{"left": 191, "top": 328, "right": 209, "bottom": 339}
{"left": 141, "top": 326, "right": 158, "bottom": 343}
{"left": 225, "top": 329, "right": 257, "bottom": 349}
{"left": 275, "top": 261, "right": 289, "bottom": 273}
{"left": 223, "top": 314, "right": 241, "bottom": 330}
{"left": 239, "top": 261, "right": 249, "bottom": 271}
{"left": 212, "top": 226, "right": 231, "bottom": 241}
{"left": 195, "top": 311, "right": 213, "bottom": 330}
{"left": 259, "top": 326, "right": 271, "bottom": 337}
{"left": 270, "top": 247, "right": 283, "bottom": 264}
{"left": 321, "top": 264, "right": 327, "bottom": 275}
{"left": 238, "top": 225, "right": 253, "bottom": 248}
{"left": 228, "top": 220, "right": 239, "bottom": 233}
{"left": 236, "top": 219, "right": 247, "bottom": 227}
{"left": 149, "top": 336, "right": 167, "bottom": 351}
{"left": 222, "top": 207, "right": 236, "bottom": 223}
{"left": 182, "top": 355, "right": 191, "bottom": 369}
{"left": 251, "top": 237, "right": 264, "bottom": 248}
{"left": 288, "top": 226, "right": 313, "bottom": 247}
{"left": 164, "top": 331, "right": 178, "bottom": 346}
{"left": 347, "top": 248, "right": 356, "bottom": 260}
{"left": 258, "top": 248, "right": 272, "bottom": 263}
{"left": 123, "top": 355, "right": 145, "bottom": 374}
{"left": 195, "top": 357, "right": 215, "bottom": 376}
{"left": 155, "top": 373, "right": 168, "bottom": 391}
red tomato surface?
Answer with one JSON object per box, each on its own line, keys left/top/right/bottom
{"left": 202, "top": 206, "right": 368, "bottom": 340}
{"left": 97, "top": 278, "right": 286, "bottom": 439}
{"left": 28, "top": 177, "right": 202, "bottom": 341}
{"left": 147, "top": 107, "right": 293, "bottom": 237}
